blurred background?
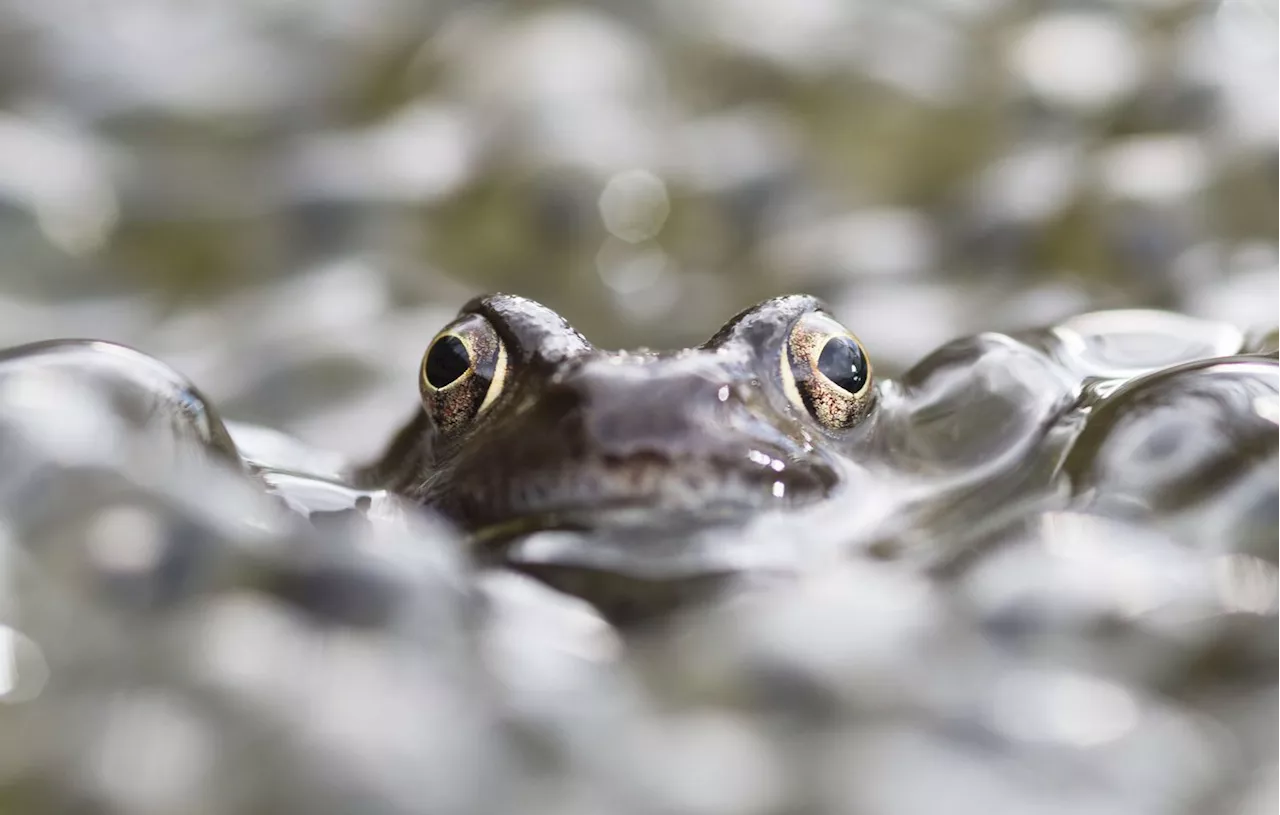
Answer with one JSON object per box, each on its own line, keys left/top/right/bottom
{"left": 0, "top": 0, "right": 1275, "bottom": 462}
{"left": 1, "top": 4, "right": 1278, "bottom": 815}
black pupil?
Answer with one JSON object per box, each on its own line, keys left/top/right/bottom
{"left": 816, "top": 336, "right": 867, "bottom": 393}
{"left": 425, "top": 335, "right": 470, "bottom": 388}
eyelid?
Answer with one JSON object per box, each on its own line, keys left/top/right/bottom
{"left": 469, "top": 295, "right": 593, "bottom": 365}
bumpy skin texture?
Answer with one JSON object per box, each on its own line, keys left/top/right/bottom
{"left": 363, "top": 293, "right": 875, "bottom": 536}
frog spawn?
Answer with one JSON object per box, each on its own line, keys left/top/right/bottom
{"left": 0, "top": 349, "right": 491, "bottom": 814}
{"left": 0, "top": 308, "right": 1276, "bottom": 815}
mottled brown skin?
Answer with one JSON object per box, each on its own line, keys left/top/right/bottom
{"left": 360, "top": 293, "right": 876, "bottom": 539}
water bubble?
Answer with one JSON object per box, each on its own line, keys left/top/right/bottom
{"left": 86, "top": 504, "right": 167, "bottom": 577}
{"left": 193, "top": 593, "right": 310, "bottom": 705}
{"left": 0, "top": 368, "right": 120, "bottom": 465}
{"left": 596, "top": 240, "right": 669, "bottom": 294}
{"left": 770, "top": 208, "right": 934, "bottom": 281}
{"left": 1009, "top": 12, "right": 1140, "bottom": 110}
{"left": 0, "top": 625, "right": 50, "bottom": 704}
{"left": 989, "top": 669, "right": 1139, "bottom": 747}
{"left": 84, "top": 693, "right": 215, "bottom": 815}
{"left": 690, "top": 0, "right": 849, "bottom": 72}
{"left": 0, "top": 114, "right": 118, "bottom": 255}
{"left": 1215, "top": 0, "right": 1279, "bottom": 67}
{"left": 1052, "top": 309, "right": 1244, "bottom": 380}
{"left": 1212, "top": 554, "right": 1279, "bottom": 614}
{"left": 1098, "top": 136, "right": 1210, "bottom": 203}
{"left": 972, "top": 143, "right": 1082, "bottom": 224}
{"left": 292, "top": 104, "right": 476, "bottom": 204}
{"left": 598, "top": 170, "right": 670, "bottom": 243}
{"left": 1253, "top": 395, "right": 1279, "bottom": 425}
{"left": 638, "top": 712, "right": 785, "bottom": 815}
{"left": 1236, "top": 766, "right": 1280, "bottom": 815}
{"left": 674, "top": 105, "right": 799, "bottom": 192}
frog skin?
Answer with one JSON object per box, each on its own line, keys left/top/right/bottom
{"left": 358, "top": 293, "right": 880, "bottom": 541}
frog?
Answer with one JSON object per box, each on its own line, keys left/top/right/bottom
{"left": 1, "top": 294, "right": 1275, "bottom": 624}
{"left": 360, "top": 294, "right": 1273, "bottom": 534}
{"left": 357, "top": 292, "right": 878, "bottom": 541}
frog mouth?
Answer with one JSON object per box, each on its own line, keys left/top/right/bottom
{"left": 451, "top": 455, "right": 838, "bottom": 548}
{"left": 467, "top": 502, "right": 755, "bottom": 548}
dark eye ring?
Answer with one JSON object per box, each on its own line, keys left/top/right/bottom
{"left": 420, "top": 314, "right": 509, "bottom": 434}
{"left": 781, "top": 311, "right": 873, "bottom": 430}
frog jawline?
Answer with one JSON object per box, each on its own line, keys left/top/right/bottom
{"left": 466, "top": 502, "right": 761, "bottom": 549}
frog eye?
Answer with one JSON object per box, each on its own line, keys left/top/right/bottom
{"left": 420, "top": 313, "right": 509, "bottom": 434}
{"left": 781, "top": 311, "right": 873, "bottom": 430}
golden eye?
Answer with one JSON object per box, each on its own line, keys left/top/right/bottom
{"left": 420, "top": 313, "right": 509, "bottom": 434}
{"left": 780, "top": 311, "right": 873, "bottom": 430}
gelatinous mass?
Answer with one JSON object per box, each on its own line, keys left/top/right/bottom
{"left": 2, "top": 296, "right": 1273, "bottom": 616}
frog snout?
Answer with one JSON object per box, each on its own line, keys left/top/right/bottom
{"left": 543, "top": 367, "right": 741, "bottom": 461}
{"left": 427, "top": 358, "right": 835, "bottom": 527}
{"left": 586, "top": 383, "right": 729, "bottom": 456}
